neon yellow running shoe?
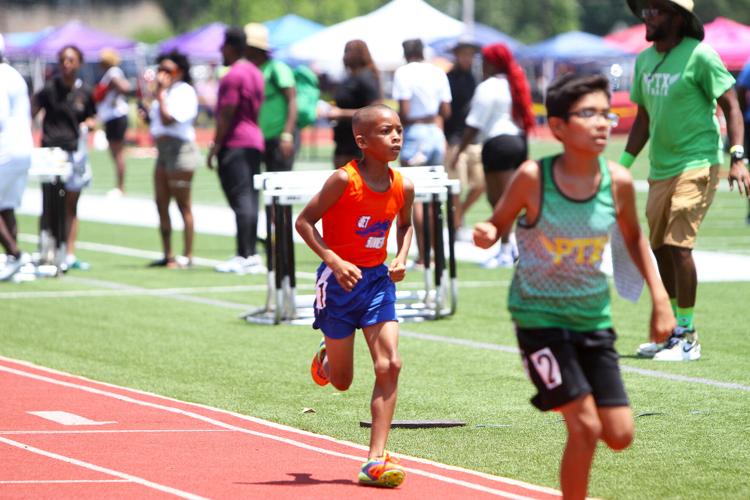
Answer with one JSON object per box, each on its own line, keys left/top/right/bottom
{"left": 310, "top": 339, "right": 329, "bottom": 386}
{"left": 358, "top": 452, "right": 406, "bottom": 488}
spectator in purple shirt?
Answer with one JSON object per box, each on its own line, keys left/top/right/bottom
{"left": 208, "top": 27, "right": 267, "bottom": 274}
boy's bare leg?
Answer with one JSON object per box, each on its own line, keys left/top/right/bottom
{"left": 169, "top": 170, "right": 195, "bottom": 261}
{"left": 324, "top": 333, "right": 356, "bottom": 392}
{"left": 65, "top": 191, "right": 81, "bottom": 257}
{"left": 597, "top": 406, "right": 634, "bottom": 451}
{"left": 363, "top": 321, "right": 401, "bottom": 459}
{"left": 559, "top": 394, "right": 601, "bottom": 500}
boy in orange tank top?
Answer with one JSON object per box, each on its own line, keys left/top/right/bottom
{"left": 295, "top": 104, "right": 415, "bottom": 487}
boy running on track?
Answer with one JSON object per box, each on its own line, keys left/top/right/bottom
{"left": 295, "top": 104, "right": 414, "bottom": 488}
{"left": 473, "top": 74, "right": 675, "bottom": 500}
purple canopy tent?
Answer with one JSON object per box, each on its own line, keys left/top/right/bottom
{"left": 28, "top": 20, "right": 137, "bottom": 60}
{"left": 158, "top": 22, "right": 227, "bottom": 63}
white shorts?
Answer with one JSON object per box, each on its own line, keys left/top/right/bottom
{"left": 0, "top": 160, "right": 31, "bottom": 210}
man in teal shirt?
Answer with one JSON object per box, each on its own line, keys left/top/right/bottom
{"left": 244, "top": 22, "right": 298, "bottom": 172}
{"left": 622, "top": 0, "right": 750, "bottom": 361}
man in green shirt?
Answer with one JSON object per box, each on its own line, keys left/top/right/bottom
{"left": 244, "top": 22, "right": 298, "bottom": 172}
{"left": 622, "top": 0, "right": 750, "bottom": 361}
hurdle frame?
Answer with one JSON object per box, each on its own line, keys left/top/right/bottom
{"left": 241, "top": 166, "right": 459, "bottom": 325}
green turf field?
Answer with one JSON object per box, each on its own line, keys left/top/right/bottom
{"left": 3, "top": 137, "right": 749, "bottom": 498}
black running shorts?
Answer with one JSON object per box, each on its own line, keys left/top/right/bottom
{"left": 515, "top": 326, "right": 629, "bottom": 411}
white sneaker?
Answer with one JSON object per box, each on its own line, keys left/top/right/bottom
{"left": 243, "top": 254, "right": 267, "bottom": 275}
{"left": 0, "top": 253, "right": 31, "bottom": 281}
{"left": 215, "top": 255, "right": 267, "bottom": 275}
{"left": 653, "top": 328, "right": 701, "bottom": 361}
{"left": 106, "top": 188, "right": 124, "bottom": 198}
{"left": 636, "top": 341, "right": 666, "bottom": 358}
{"left": 215, "top": 256, "right": 249, "bottom": 274}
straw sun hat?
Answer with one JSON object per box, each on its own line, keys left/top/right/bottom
{"left": 627, "top": 0, "right": 704, "bottom": 40}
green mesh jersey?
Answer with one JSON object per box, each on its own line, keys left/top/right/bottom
{"left": 508, "top": 155, "right": 616, "bottom": 331}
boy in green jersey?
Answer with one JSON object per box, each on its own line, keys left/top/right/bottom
{"left": 474, "top": 73, "right": 675, "bottom": 500}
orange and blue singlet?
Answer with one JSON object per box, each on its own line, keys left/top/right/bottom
{"left": 313, "top": 160, "right": 405, "bottom": 338}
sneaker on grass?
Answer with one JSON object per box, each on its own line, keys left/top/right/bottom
{"left": 0, "top": 253, "right": 31, "bottom": 281}
{"left": 653, "top": 326, "right": 701, "bottom": 361}
{"left": 215, "top": 255, "right": 266, "bottom": 275}
{"left": 310, "top": 339, "right": 329, "bottom": 386}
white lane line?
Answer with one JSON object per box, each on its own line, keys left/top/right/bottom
{"left": 0, "top": 429, "right": 233, "bottom": 435}
{"left": 28, "top": 411, "right": 116, "bottom": 426}
{"left": 0, "top": 361, "right": 555, "bottom": 499}
{"left": 0, "top": 284, "right": 268, "bottom": 300}
{"left": 399, "top": 330, "right": 750, "bottom": 392}
{"left": 0, "top": 437, "right": 207, "bottom": 500}
{"left": 0, "top": 479, "right": 131, "bottom": 484}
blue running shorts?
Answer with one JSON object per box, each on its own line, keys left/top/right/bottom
{"left": 312, "top": 263, "right": 397, "bottom": 339}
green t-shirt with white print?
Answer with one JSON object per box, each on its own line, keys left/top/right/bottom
{"left": 630, "top": 37, "right": 735, "bottom": 180}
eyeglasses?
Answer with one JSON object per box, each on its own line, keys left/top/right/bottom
{"left": 157, "top": 66, "right": 175, "bottom": 74}
{"left": 566, "top": 108, "right": 620, "bottom": 127}
{"left": 641, "top": 7, "right": 673, "bottom": 18}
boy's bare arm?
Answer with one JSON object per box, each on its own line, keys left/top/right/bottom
{"left": 389, "top": 178, "right": 415, "bottom": 282}
{"left": 611, "top": 163, "right": 675, "bottom": 342}
{"left": 474, "top": 160, "right": 538, "bottom": 248}
{"left": 294, "top": 170, "right": 362, "bottom": 291}
{"left": 623, "top": 105, "right": 650, "bottom": 157}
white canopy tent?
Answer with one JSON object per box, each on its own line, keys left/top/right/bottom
{"left": 284, "top": 0, "right": 464, "bottom": 77}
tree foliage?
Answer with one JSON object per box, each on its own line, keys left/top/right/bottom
{"left": 151, "top": 0, "right": 750, "bottom": 41}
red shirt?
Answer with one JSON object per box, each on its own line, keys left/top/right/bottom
{"left": 322, "top": 160, "right": 405, "bottom": 267}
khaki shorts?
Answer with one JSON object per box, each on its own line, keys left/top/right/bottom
{"left": 646, "top": 165, "right": 719, "bottom": 249}
{"left": 445, "top": 143, "right": 484, "bottom": 190}
{"left": 156, "top": 136, "right": 199, "bottom": 172}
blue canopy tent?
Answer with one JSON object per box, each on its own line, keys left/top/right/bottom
{"left": 266, "top": 14, "right": 324, "bottom": 52}
{"left": 516, "top": 31, "right": 635, "bottom": 107}
{"left": 428, "top": 23, "right": 524, "bottom": 58}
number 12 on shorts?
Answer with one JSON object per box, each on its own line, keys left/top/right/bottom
{"left": 529, "top": 347, "right": 562, "bottom": 390}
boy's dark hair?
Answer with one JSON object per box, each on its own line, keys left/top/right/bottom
{"left": 545, "top": 73, "right": 611, "bottom": 119}
{"left": 223, "top": 26, "right": 246, "bottom": 52}
{"left": 402, "top": 39, "right": 424, "bottom": 60}
{"left": 156, "top": 50, "right": 193, "bottom": 86}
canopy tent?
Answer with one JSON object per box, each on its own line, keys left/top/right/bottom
{"left": 158, "top": 22, "right": 227, "bottom": 63}
{"left": 266, "top": 14, "right": 324, "bottom": 51}
{"left": 603, "top": 24, "right": 648, "bottom": 54}
{"left": 428, "top": 23, "right": 524, "bottom": 58}
{"left": 27, "top": 20, "right": 138, "bottom": 60}
{"left": 284, "top": 0, "right": 465, "bottom": 76}
{"left": 2, "top": 28, "right": 54, "bottom": 58}
{"left": 605, "top": 17, "right": 750, "bottom": 71}
{"left": 702, "top": 17, "right": 750, "bottom": 71}
{"left": 517, "top": 31, "right": 630, "bottom": 62}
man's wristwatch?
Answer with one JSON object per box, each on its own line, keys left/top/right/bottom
{"left": 729, "top": 144, "right": 745, "bottom": 162}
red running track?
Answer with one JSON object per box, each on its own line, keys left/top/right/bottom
{"left": 0, "top": 356, "right": 561, "bottom": 499}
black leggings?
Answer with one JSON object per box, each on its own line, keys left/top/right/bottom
{"left": 218, "top": 147, "right": 262, "bottom": 257}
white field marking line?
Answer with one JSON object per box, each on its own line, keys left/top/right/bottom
{"left": 0, "top": 282, "right": 503, "bottom": 301}
{"left": 59, "top": 277, "right": 253, "bottom": 312}
{"left": 18, "top": 233, "right": 318, "bottom": 279}
{"left": 0, "top": 359, "right": 558, "bottom": 499}
{"left": 0, "top": 284, "right": 268, "bottom": 300}
{"left": 398, "top": 331, "right": 750, "bottom": 392}
{"left": 28, "top": 411, "right": 116, "bottom": 426}
{"left": 0, "top": 479, "right": 131, "bottom": 484}
{"left": 0, "top": 429, "right": 234, "bottom": 436}
{"left": 0, "top": 437, "right": 207, "bottom": 500}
